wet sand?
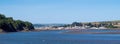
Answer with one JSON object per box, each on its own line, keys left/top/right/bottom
{"left": 64, "top": 32, "right": 120, "bottom": 34}
{"left": 63, "top": 29, "right": 120, "bottom": 34}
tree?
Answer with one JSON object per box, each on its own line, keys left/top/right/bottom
{"left": 72, "top": 22, "right": 82, "bottom": 26}
{"left": 0, "top": 14, "right": 6, "bottom": 19}
{"left": 0, "top": 13, "right": 34, "bottom": 32}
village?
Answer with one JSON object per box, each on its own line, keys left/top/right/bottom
{"left": 35, "top": 21, "right": 120, "bottom": 30}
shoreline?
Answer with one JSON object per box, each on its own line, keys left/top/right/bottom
{"left": 34, "top": 29, "right": 120, "bottom": 34}
{"left": 63, "top": 31, "right": 120, "bottom": 34}
{"left": 34, "top": 28, "right": 120, "bottom": 31}
{"left": 1, "top": 29, "right": 120, "bottom": 34}
{"left": 62, "top": 29, "right": 120, "bottom": 34}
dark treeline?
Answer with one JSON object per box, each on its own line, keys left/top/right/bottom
{"left": 0, "top": 14, "right": 34, "bottom": 32}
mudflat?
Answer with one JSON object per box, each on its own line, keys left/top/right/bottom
{"left": 63, "top": 29, "right": 120, "bottom": 34}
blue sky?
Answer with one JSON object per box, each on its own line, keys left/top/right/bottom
{"left": 0, "top": 0, "right": 120, "bottom": 24}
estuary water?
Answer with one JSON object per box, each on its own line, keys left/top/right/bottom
{"left": 0, "top": 29, "right": 120, "bottom": 44}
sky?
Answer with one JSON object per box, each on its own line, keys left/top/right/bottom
{"left": 0, "top": 0, "right": 120, "bottom": 24}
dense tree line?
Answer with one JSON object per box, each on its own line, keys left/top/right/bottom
{"left": 0, "top": 14, "right": 34, "bottom": 32}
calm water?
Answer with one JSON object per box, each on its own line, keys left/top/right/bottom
{"left": 0, "top": 29, "right": 120, "bottom": 44}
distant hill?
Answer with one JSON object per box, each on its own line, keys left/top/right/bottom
{"left": 34, "top": 20, "right": 120, "bottom": 29}
{"left": 68, "top": 20, "right": 120, "bottom": 28}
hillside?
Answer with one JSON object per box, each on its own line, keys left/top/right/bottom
{"left": 67, "top": 21, "right": 120, "bottom": 28}
{"left": 0, "top": 14, "right": 34, "bottom": 32}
